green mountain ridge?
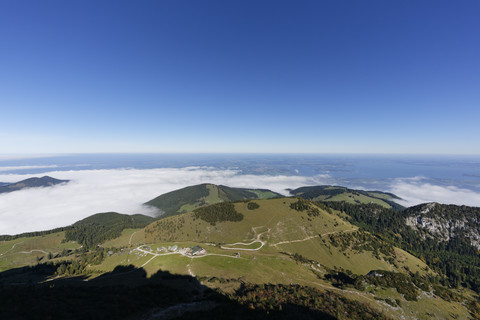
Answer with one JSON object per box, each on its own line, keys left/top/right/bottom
{"left": 145, "top": 183, "right": 282, "bottom": 217}
{"left": 290, "top": 185, "right": 405, "bottom": 210}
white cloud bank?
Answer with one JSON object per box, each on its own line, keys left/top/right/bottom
{"left": 0, "top": 167, "right": 331, "bottom": 235}
{"left": 1, "top": 168, "right": 480, "bottom": 235}
{"left": 389, "top": 176, "right": 480, "bottom": 207}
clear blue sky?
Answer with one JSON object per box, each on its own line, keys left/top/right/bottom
{"left": 1, "top": 0, "right": 479, "bottom": 154}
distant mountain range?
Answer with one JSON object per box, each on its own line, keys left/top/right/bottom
{"left": 0, "top": 176, "right": 69, "bottom": 194}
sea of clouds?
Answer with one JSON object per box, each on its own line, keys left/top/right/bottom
{"left": 1, "top": 167, "right": 480, "bottom": 235}
{"left": 390, "top": 176, "right": 480, "bottom": 208}
{"left": 0, "top": 167, "right": 330, "bottom": 235}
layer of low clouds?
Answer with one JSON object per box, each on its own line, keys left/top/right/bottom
{"left": 0, "top": 167, "right": 331, "bottom": 235}
{"left": 389, "top": 176, "right": 480, "bottom": 207}
{"left": 1, "top": 168, "right": 480, "bottom": 235}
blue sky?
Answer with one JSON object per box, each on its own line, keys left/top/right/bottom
{"left": 1, "top": 1, "right": 479, "bottom": 154}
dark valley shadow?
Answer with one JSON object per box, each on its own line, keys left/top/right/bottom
{"left": 0, "top": 264, "right": 337, "bottom": 320}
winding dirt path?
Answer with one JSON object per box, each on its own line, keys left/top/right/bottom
{"left": 129, "top": 231, "right": 137, "bottom": 245}
{"left": 271, "top": 227, "right": 357, "bottom": 247}
{"left": 17, "top": 249, "right": 48, "bottom": 254}
{"left": 0, "top": 241, "right": 24, "bottom": 257}
{"left": 220, "top": 227, "right": 268, "bottom": 251}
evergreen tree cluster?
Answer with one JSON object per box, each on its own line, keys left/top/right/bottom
{"left": 328, "top": 230, "right": 395, "bottom": 261}
{"left": 65, "top": 212, "right": 155, "bottom": 249}
{"left": 54, "top": 248, "right": 108, "bottom": 275}
{"left": 193, "top": 202, "right": 243, "bottom": 225}
{"left": 247, "top": 202, "right": 260, "bottom": 210}
{"left": 290, "top": 199, "right": 321, "bottom": 217}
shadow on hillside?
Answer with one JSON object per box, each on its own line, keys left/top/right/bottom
{"left": 0, "top": 264, "right": 335, "bottom": 320}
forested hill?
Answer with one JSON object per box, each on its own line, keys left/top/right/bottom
{"left": 0, "top": 176, "right": 69, "bottom": 194}
{"left": 144, "top": 183, "right": 281, "bottom": 217}
{"left": 65, "top": 212, "right": 156, "bottom": 249}
{"left": 290, "top": 185, "right": 404, "bottom": 210}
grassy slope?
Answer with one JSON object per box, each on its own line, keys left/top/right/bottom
{"left": 0, "top": 232, "right": 80, "bottom": 271}
{"left": 1, "top": 197, "right": 473, "bottom": 319}
{"left": 93, "top": 198, "right": 470, "bottom": 320}
{"left": 0, "top": 213, "right": 155, "bottom": 271}
{"left": 143, "top": 198, "right": 427, "bottom": 276}
{"left": 142, "top": 199, "right": 428, "bottom": 277}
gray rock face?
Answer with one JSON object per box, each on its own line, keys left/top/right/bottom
{"left": 405, "top": 202, "right": 480, "bottom": 249}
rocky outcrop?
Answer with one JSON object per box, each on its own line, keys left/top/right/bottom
{"left": 405, "top": 202, "right": 480, "bottom": 249}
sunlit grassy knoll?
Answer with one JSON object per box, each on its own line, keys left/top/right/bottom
{"left": 272, "top": 233, "right": 431, "bottom": 277}
{"left": 145, "top": 198, "right": 356, "bottom": 246}
{"left": 97, "top": 235, "right": 322, "bottom": 287}
{"left": 91, "top": 197, "right": 429, "bottom": 285}
{"left": 143, "top": 197, "right": 430, "bottom": 277}
{"left": 276, "top": 239, "right": 392, "bottom": 275}
{"left": 138, "top": 245, "right": 319, "bottom": 286}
